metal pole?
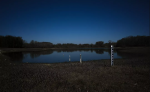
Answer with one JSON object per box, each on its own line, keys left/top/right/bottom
{"left": 111, "top": 45, "right": 114, "bottom": 66}
{"left": 80, "top": 54, "right": 82, "bottom": 63}
{"left": 69, "top": 55, "right": 71, "bottom": 61}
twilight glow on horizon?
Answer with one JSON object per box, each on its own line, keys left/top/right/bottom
{"left": 0, "top": 0, "right": 149, "bottom": 44}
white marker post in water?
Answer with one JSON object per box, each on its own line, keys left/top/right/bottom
{"left": 111, "top": 45, "right": 114, "bottom": 66}
{"left": 69, "top": 55, "right": 71, "bottom": 61}
{"left": 80, "top": 54, "right": 82, "bottom": 63}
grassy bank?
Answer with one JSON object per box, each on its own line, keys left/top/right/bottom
{"left": 0, "top": 48, "right": 150, "bottom": 92}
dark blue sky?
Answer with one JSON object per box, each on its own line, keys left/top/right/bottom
{"left": 0, "top": 0, "right": 149, "bottom": 44}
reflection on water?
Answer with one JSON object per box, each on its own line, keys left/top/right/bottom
{"left": 3, "top": 52, "right": 24, "bottom": 62}
{"left": 4, "top": 49, "right": 129, "bottom": 63}
{"left": 27, "top": 50, "right": 53, "bottom": 59}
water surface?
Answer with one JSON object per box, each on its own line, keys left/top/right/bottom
{"left": 4, "top": 49, "right": 128, "bottom": 63}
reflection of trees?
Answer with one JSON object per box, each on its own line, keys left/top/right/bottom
{"left": 102, "top": 49, "right": 117, "bottom": 55}
{"left": 91, "top": 49, "right": 117, "bottom": 54}
{"left": 116, "top": 51, "right": 132, "bottom": 58}
{"left": 23, "top": 53, "right": 28, "bottom": 58}
{"left": 3, "top": 52, "right": 24, "bottom": 62}
{"left": 30, "top": 53, "right": 40, "bottom": 58}
{"left": 55, "top": 49, "right": 116, "bottom": 54}
{"left": 3, "top": 49, "right": 121, "bottom": 62}
{"left": 24, "top": 49, "right": 120, "bottom": 59}
{"left": 23, "top": 50, "right": 54, "bottom": 59}
{"left": 61, "top": 49, "right": 91, "bottom": 52}
{"left": 56, "top": 50, "right": 61, "bottom": 53}
{"left": 116, "top": 50, "right": 139, "bottom": 58}
{"left": 94, "top": 49, "right": 104, "bottom": 54}
{"left": 61, "top": 49, "right": 75, "bottom": 52}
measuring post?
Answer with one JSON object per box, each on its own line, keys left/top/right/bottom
{"left": 69, "top": 55, "right": 71, "bottom": 61}
{"left": 111, "top": 45, "right": 114, "bottom": 66}
{"left": 80, "top": 54, "right": 82, "bottom": 63}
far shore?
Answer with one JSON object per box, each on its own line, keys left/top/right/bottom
{"left": 0, "top": 47, "right": 150, "bottom": 53}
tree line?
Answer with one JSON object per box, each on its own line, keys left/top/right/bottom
{"left": 0, "top": 35, "right": 149, "bottom": 48}
{"left": 53, "top": 41, "right": 116, "bottom": 48}
{"left": 0, "top": 35, "right": 23, "bottom": 48}
{"left": 116, "top": 36, "right": 150, "bottom": 47}
{"left": 23, "top": 40, "right": 53, "bottom": 48}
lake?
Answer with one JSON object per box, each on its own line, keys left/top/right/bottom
{"left": 4, "top": 49, "right": 129, "bottom": 63}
